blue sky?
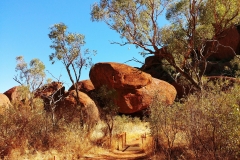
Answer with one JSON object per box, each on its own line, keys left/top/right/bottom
{"left": 0, "top": 0, "right": 167, "bottom": 93}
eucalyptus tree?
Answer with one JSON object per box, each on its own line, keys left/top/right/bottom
{"left": 91, "top": 0, "right": 240, "bottom": 91}
{"left": 48, "top": 23, "right": 96, "bottom": 126}
{"left": 165, "top": 0, "right": 240, "bottom": 90}
{"left": 14, "top": 56, "right": 46, "bottom": 109}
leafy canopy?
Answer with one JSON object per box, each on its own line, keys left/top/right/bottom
{"left": 91, "top": 0, "right": 240, "bottom": 91}
{"left": 91, "top": 0, "right": 169, "bottom": 56}
{"left": 48, "top": 23, "right": 96, "bottom": 85}
{"left": 14, "top": 56, "right": 46, "bottom": 92}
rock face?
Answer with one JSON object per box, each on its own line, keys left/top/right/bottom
{"left": 35, "top": 82, "right": 64, "bottom": 98}
{"left": 68, "top": 80, "right": 95, "bottom": 94}
{"left": 34, "top": 82, "right": 65, "bottom": 112}
{"left": 56, "top": 90, "right": 100, "bottom": 126}
{"left": 141, "top": 56, "right": 175, "bottom": 82}
{"left": 90, "top": 62, "right": 152, "bottom": 89}
{"left": 205, "top": 26, "right": 240, "bottom": 60}
{"left": 0, "top": 93, "right": 12, "bottom": 114}
{"left": 90, "top": 62, "right": 177, "bottom": 114}
{"left": 4, "top": 86, "right": 24, "bottom": 102}
{"left": 140, "top": 26, "right": 240, "bottom": 98}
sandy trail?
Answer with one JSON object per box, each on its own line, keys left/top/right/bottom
{"left": 83, "top": 138, "right": 149, "bottom": 159}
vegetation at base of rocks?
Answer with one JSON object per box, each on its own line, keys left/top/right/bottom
{"left": 91, "top": 85, "right": 119, "bottom": 148}
{"left": 1, "top": 81, "right": 240, "bottom": 159}
{"left": 0, "top": 99, "right": 147, "bottom": 159}
{"left": 1, "top": 0, "right": 240, "bottom": 159}
{"left": 148, "top": 81, "right": 240, "bottom": 160}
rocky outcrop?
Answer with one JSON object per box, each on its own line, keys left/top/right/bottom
{"left": 56, "top": 90, "right": 100, "bottom": 126}
{"left": 34, "top": 82, "right": 65, "bottom": 111}
{"left": 205, "top": 26, "right": 240, "bottom": 60}
{"left": 140, "top": 26, "right": 240, "bottom": 97}
{"left": 90, "top": 62, "right": 177, "bottom": 114}
{"left": 0, "top": 93, "right": 12, "bottom": 114}
{"left": 4, "top": 86, "right": 25, "bottom": 102}
{"left": 68, "top": 80, "right": 95, "bottom": 94}
{"left": 35, "top": 81, "right": 64, "bottom": 98}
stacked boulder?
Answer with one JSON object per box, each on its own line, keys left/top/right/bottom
{"left": 89, "top": 62, "right": 177, "bottom": 114}
{"left": 35, "top": 81, "right": 100, "bottom": 125}
{"left": 2, "top": 62, "right": 177, "bottom": 121}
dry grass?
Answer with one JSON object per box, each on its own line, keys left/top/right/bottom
{"left": 0, "top": 110, "right": 151, "bottom": 159}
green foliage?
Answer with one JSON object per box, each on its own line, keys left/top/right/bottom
{"left": 49, "top": 23, "right": 86, "bottom": 65}
{"left": 92, "top": 0, "right": 240, "bottom": 90}
{"left": 148, "top": 82, "right": 240, "bottom": 159}
{"left": 14, "top": 56, "right": 46, "bottom": 92}
{"left": 229, "top": 56, "right": 240, "bottom": 77}
{"left": 201, "top": 0, "right": 240, "bottom": 32}
{"left": 92, "top": 85, "right": 119, "bottom": 147}
{"left": 91, "top": 0, "right": 168, "bottom": 54}
{"left": 148, "top": 93, "right": 185, "bottom": 159}
{"left": 94, "top": 85, "right": 118, "bottom": 115}
{"left": 14, "top": 56, "right": 46, "bottom": 110}
{"left": 183, "top": 82, "right": 240, "bottom": 159}
{"left": 49, "top": 23, "right": 96, "bottom": 126}
{"left": 48, "top": 23, "right": 96, "bottom": 83}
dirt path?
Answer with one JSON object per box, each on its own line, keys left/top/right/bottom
{"left": 83, "top": 138, "right": 149, "bottom": 159}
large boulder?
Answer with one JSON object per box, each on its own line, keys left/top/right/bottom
{"left": 56, "top": 90, "right": 100, "bottom": 126}
{"left": 204, "top": 26, "right": 240, "bottom": 60}
{"left": 90, "top": 62, "right": 177, "bottom": 114}
{"left": 34, "top": 82, "right": 65, "bottom": 111}
{"left": 115, "top": 78, "right": 177, "bottom": 113}
{"left": 35, "top": 81, "right": 64, "bottom": 98}
{"left": 0, "top": 93, "right": 12, "bottom": 114}
{"left": 4, "top": 86, "right": 25, "bottom": 102}
{"left": 90, "top": 62, "right": 152, "bottom": 89}
{"left": 68, "top": 79, "right": 95, "bottom": 94}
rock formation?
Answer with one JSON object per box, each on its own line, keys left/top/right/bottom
{"left": 4, "top": 86, "right": 25, "bottom": 102}
{"left": 56, "top": 90, "right": 100, "bottom": 126}
{"left": 90, "top": 62, "right": 177, "bottom": 114}
{"left": 68, "top": 79, "right": 95, "bottom": 95}
{"left": 0, "top": 93, "right": 12, "bottom": 114}
{"left": 204, "top": 26, "right": 240, "bottom": 60}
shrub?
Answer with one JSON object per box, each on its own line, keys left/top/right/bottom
{"left": 183, "top": 82, "right": 240, "bottom": 159}
{"left": 148, "top": 81, "right": 240, "bottom": 159}
{"left": 0, "top": 98, "right": 99, "bottom": 159}
{"left": 148, "top": 94, "right": 186, "bottom": 159}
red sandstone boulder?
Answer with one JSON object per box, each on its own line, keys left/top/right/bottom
{"left": 0, "top": 93, "right": 12, "bottom": 114}
{"left": 34, "top": 82, "right": 65, "bottom": 111}
{"left": 56, "top": 90, "right": 100, "bottom": 126}
{"left": 90, "top": 62, "right": 152, "bottom": 89}
{"left": 68, "top": 80, "right": 95, "bottom": 94}
{"left": 4, "top": 86, "right": 25, "bottom": 102}
{"left": 90, "top": 62, "right": 177, "bottom": 114}
{"left": 205, "top": 26, "right": 240, "bottom": 60}
{"left": 115, "top": 78, "right": 177, "bottom": 114}
{"left": 34, "top": 81, "right": 64, "bottom": 98}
